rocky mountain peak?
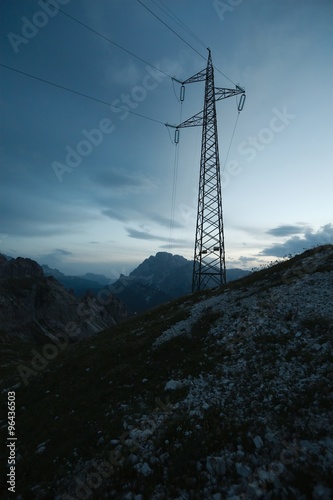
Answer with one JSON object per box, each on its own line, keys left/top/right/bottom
{"left": 0, "top": 256, "right": 127, "bottom": 342}
{"left": 130, "top": 252, "right": 188, "bottom": 278}
{"left": 0, "top": 256, "right": 44, "bottom": 280}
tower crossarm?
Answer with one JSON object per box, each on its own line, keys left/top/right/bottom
{"left": 166, "top": 85, "right": 245, "bottom": 130}
{"left": 175, "top": 110, "right": 204, "bottom": 129}
{"left": 181, "top": 68, "right": 206, "bottom": 85}
{"left": 215, "top": 86, "right": 245, "bottom": 102}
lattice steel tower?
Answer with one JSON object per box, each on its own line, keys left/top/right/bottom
{"left": 171, "top": 50, "right": 245, "bottom": 292}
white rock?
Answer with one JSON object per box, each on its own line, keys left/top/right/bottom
{"left": 212, "top": 493, "right": 222, "bottom": 500}
{"left": 136, "top": 461, "right": 152, "bottom": 476}
{"left": 36, "top": 442, "right": 47, "bottom": 454}
{"left": 129, "top": 454, "right": 139, "bottom": 464}
{"left": 253, "top": 435, "right": 264, "bottom": 449}
{"left": 313, "top": 484, "right": 333, "bottom": 499}
{"left": 165, "top": 379, "right": 182, "bottom": 390}
{"left": 236, "top": 462, "right": 252, "bottom": 477}
{"left": 206, "top": 456, "right": 226, "bottom": 476}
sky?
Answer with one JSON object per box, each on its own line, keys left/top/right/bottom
{"left": 1, "top": 0, "right": 333, "bottom": 278}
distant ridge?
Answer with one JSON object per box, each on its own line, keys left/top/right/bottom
{"left": 110, "top": 251, "right": 250, "bottom": 313}
{"left": 79, "top": 272, "right": 114, "bottom": 286}
{"left": 42, "top": 265, "right": 107, "bottom": 297}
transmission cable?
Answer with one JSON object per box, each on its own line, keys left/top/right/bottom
{"left": 44, "top": 0, "right": 172, "bottom": 80}
{"left": 0, "top": 63, "right": 166, "bottom": 126}
{"left": 48, "top": 0, "right": 237, "bottom": 87}
{"left": 169, "top": 98, "right": 183, "bottom": 248}
{"left": 136, "top": 0, "right": 204, "bottom": 61}
{"left": 221, "top": 111, "right": 241, "bottom": 174}
{"left": 150, "top": 0, "right": 207, "bottom": 50}
{"left": 136, "top": 0, "right": 237, "bottom": 86}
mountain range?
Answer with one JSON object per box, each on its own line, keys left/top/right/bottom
{"left": 42, "top": 265, "right": 114, "bottom": 297}
{"left": 42, "top": 252, "right": 250, "bottom": 314}
{"left": 109, "top": 252, "right": 250, "bottom": 314}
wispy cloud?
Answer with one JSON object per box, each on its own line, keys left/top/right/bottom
{"left": 39, "top": 248, "right": 73, "bottom": 267}
{"left": 102, "top": 208, "right": 129, "bottom": 222}
{"left": 149, "top": 213, "right": 185, "bottom": 229}
{"left": 91, "top": 168, "right": 156, "bottom": 195}
{"left": 266, "top": 224, "right": 309, "bottom": 237}
{"left": 159, "top": 243, "right": 190, "bottom": 250}
{"left": 105, "top": 61, "right": 142, "bottom": 86}
{"left": 126, "top": 228, "right": 189, "bottom": 245}
{"left": 127, "top": 228, "right": 170, "bottom": 241}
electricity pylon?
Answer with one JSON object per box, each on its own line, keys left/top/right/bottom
{"left": 169, "top": 49, "right": 245, "bottom": 292}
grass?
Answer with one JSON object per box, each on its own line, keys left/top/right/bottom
{"left": 300, "top": 314, "right": 332, "bottom": 333}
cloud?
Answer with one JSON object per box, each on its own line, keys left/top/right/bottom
{"left": 126, "top": 228, "right": 170, "bottom": 242}
{"left": 261, "top": 224, "right": 333, "bottom": 257}
{"left": 237, "top": 256, "right": 258, "bottom": 264}
{"left": 226, "top": 255, "right": 268, "bottom": 270}
{"left": 105, "top": 61, "right": 142, "bottom": 86}
{"left": 39, "top": 248, "right": 73, "bottom": 267}
{"left": 267, "top": 224, "right": 309, "bottom": 237}
{"left": 149, "top": 213, "right": 185, "bottom": 229}
{"left": 159, "top": 243, "right": 190, "bottom": 249}
{"left": 126, "top": 228, "right": 189, "bottom": 245}
{"left": 0, "top": 181, "right": 98, "bottom": 238}
{"left": 91, "top": 168, "right": 156, "bottom": 195}
{"left": 102, "top": 208, "right": 129, "bottom": 222}
{"left": 54, "top": 249, "right": 72, "bottom": 256}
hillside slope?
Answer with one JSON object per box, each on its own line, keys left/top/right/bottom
{"left": 1, "top": 245, "right": 333, "bottom": 499}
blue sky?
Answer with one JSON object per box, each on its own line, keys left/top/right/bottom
{"left": 1, "top": 0, "right": 332, "bottom": 277}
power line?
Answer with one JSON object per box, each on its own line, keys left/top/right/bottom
{"left": 0, "top": 63, "right": 166, "bottom": 126}
{"left": 169, "top": 96, "right": 183, "bottom": 247}
{"left": 46, "top": 1, "right": 237, "bottom": 88}
{"left": 47, "top": 2, "right": 237, "bottom": 90}
{"left": 57, "top": 0, "right": 237, "bottom": 87}
{"left": 221, "top": 111, "right": 241, "bottom": 173}
{"left": 44, "top": 0, "right": 172, "bottom": 80}
{"left": 150, "top": 0, "right": 207, "bottom": 50}
{"left": 136, "top": 0, "right": 205, "bottom": 61}
{"left": 136, "top": 0, "right": 236, "bottom": 86}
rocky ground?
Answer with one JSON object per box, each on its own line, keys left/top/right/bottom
{"left": 1, "top": 245, "right": 333, "bottom": 499}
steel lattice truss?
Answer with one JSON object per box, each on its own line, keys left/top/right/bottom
{"left": 170, "top": 50, "right": 245, "bottom": 292}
